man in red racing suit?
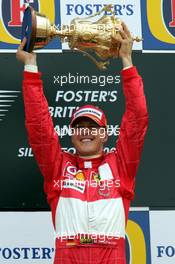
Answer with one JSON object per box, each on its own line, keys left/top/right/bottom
{"left": 17, "top": 23, "right": 148, "bottom": 264}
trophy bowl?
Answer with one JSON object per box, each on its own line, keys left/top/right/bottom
{"left": 21, "top": 5, "right": 142, "bottom": 70}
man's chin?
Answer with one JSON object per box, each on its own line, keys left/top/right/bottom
{"left": 78, "top": 151, "right": 95, "bottom": 157}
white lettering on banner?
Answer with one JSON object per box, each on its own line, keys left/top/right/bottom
{"left": 53, "top": 74, "right": 120, "bottom": 87}
{"left": 62, "top": 146, "right": 116, "bottom": 154}
{"left": 62, "top": 147, "right": 76, "bottom": 154}
{"left": 17, "top": 146, "right": 116, "bottom": 157}
{"left": 55, "top": 91, "right": 118, "bottom": 102}
{"left": 49, "top": 106, "right": 78, "bottom": 118}
{"left": 18, "top": 148, "right": 33, "bottom": 157}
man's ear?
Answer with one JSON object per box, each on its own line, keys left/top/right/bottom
{"left": 71, "top": 135, "right": 74, "bottom": 145}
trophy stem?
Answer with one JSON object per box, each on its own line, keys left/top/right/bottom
{"left": 50, "top": 25, "right": 73, "bottom": 37}
{"left": 74, "top": 48, "right": 109, "bottom": 71}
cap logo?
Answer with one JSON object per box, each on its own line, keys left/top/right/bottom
{"left": 74, "top": 108, "right": 102, "bottom": 120}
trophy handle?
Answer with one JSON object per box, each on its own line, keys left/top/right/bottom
{"left": 74, "top": 48, "right": 109, "bottom": 70}
{"left": 79, "top": 4, "right": 114, "bottom": 20}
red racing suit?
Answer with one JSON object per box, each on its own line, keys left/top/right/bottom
{"left": 22, "top": 66, "right": 148, "bottom": 264}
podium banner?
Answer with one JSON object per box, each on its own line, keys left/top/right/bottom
{"left": 0, "top": 208, "right": 151, "bottom": 264}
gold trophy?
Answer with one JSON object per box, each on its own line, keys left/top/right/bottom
{"left": 22, "top": 5, "right": 141, "bottom": 70}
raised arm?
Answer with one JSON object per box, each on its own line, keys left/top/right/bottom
{"left": 114, "top": 23, "right": 148, "bottom": 196}
{"left": 16, "top": 39, "right": 62, "bottom": 194}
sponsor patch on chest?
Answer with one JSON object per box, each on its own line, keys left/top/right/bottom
{"left": 63, "top": 179, "right": 86, "bottom": 193}
{"left": 98, "top": 163, "right": 114, "bottom": 180}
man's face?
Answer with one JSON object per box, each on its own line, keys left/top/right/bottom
{"left": 71, "top": 117, "right": 108, "bottom": 158}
